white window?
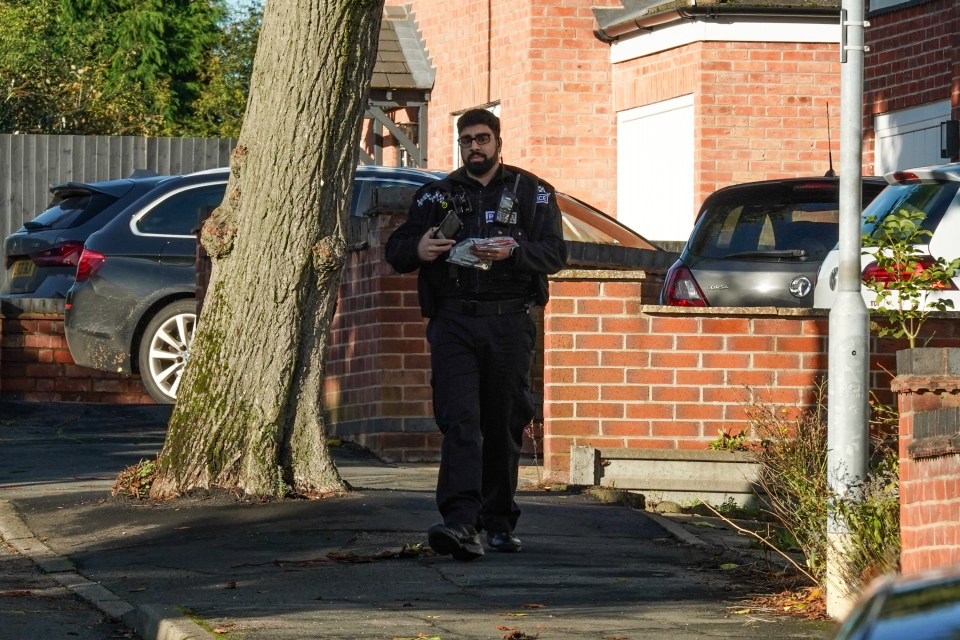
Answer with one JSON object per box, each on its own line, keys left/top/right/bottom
{"left": 616, "top": 95, "right": 695, "bottom": 243}
{"left": 874, "top": 100, "right": 951, "bottom": 174}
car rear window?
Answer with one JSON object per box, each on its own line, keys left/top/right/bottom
{"left": 24, "top": 190, "right": 120, "bottom": 231}
{"left": 687, "top": 181, "right": 885, "bottom": 262}
{"left": 862, "top": 182, "right": 960, "bottom": 238}
{"left": 689, "top": 193, "right": 841, "bottom": 261}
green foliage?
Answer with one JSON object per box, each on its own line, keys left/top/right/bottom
{"left": 862, "top": 208, "right": 960, "bottom": 348}
{"left": 0, "top": 0, "right": 255, "bottom": 136}
{"left": 185, "top": 2, "right": 261, "bottom": 138}
{"left": 63, "top": 0, "right": 227, "bottom": 124}
{"left": 112, "top": 458, "right": 157, "bottom": 499}
{"left": 747, "top": 389, "right": 830, "bottom": 580}
{"left": 746, "top": 384, "right": 900, "bottom": 594}
{"left": 708, "top": 429, "right": 752, "bottom": 452}
{"left": 832, "top": 453, "right": 901, "bottom": 590}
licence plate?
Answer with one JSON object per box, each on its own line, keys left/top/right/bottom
{"left": 10, "top": 260, "right": 35, "bottom": 279}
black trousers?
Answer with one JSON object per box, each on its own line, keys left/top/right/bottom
{"left": 426, "top": 309, "right": 536, "bottom": 533}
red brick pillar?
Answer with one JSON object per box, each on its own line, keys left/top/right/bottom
{"left": 892, "top": 347, "right": 960, "bottom": 574}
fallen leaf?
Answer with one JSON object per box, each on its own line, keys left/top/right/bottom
{"left": 719, "top": 563, "right": 739, "bottom": 571}
{"left": 522, "top": 603, "right": 545, "bottom": 609}
{"left": 690, "top": 521, "right": 717, "bottom": 528}
{"left": 731, "top": 608, "right": 752, "bottom": 615}
{"left": 0, "top": 590, "right": 31, "bottom": 597}
{"left": 499, "top": 612, "right": 528, "bottom": 617}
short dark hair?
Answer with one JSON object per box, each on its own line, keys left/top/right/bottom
{"left": 457, "top": 109, "right": 500, "bottom": 137}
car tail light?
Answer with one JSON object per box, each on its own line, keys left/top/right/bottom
{"left": 661, "top": 262, "right": 707, "bottom": 306}
{"left": 75, "top": 249, "right": 106, "bottom": 282}
{"left": 891, "top": 171, "right": 922, "bottom": 185}
{"left": 792, "top": 180, "right": 836, "bottom": 191}
{"left": 30, "top": 241, "right": 85, "bottom": 267}
{"left": 861, "top": 256, "right": 958, "bottom": 290}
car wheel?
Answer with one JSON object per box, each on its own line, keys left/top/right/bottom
{"left": 138, "top": 299, "right": 196, "bottom": 404}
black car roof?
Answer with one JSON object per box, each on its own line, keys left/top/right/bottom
{"left": 701, "top": 176, "right": 887, "bottom": 209}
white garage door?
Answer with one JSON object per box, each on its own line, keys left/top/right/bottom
{"left": 617, "top": 95, "right": 695, "bottom": 243}
{"left": 874, "top": 100, "right": 951, "bottom": 175}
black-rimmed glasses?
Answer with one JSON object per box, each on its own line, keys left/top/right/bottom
{"left": 457, "top": 133, "right": 493, "bottom": 148}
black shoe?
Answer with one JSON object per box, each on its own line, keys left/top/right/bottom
{"left": 428, "top": 523, "right": 484, "bottom": 561}
{"left": 486, "top": 531, "right": 522, "bottom": 552}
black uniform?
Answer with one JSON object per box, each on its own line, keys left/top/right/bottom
{"left": 385, "top": 164, "right": 566, "bottom": 534}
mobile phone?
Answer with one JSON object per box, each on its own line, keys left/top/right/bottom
{"left": 435, "top": 210, "right": 462, "bottom": 239}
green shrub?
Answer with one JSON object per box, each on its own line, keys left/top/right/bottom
{"left": 862, "top": 209, "right": 960, "bottom": 348}
{"left": 745, "top": 384, "right": 900, "bottom": 592}
{"left": 708, "top": 429, "right": 752, "bottom": 452}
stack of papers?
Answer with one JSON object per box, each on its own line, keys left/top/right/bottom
{"left": 447, "top": 237, "right": 519, "bottom": 270}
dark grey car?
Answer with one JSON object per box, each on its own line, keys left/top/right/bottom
{"left": 2, "top": 172, "right": 169, "bottom": 301}
{"left": 660, "top": 177, "right": 886, "bottom": 307}
{"left": 64, "top": 165, "right": 449, "bottom": 403}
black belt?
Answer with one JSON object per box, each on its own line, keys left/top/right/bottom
{"left": 438, "top": 298, "right": 530, "bottom": 316}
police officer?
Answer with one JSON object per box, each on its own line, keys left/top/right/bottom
{"left": 385, "top": 109, "right": 566, "bottom": 560}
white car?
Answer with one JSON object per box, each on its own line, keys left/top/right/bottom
{"left": 813, "top": 162, "right": 960, "bottom": 311}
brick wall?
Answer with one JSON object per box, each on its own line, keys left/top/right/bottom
{"left": 892, "top": 347, "right": 960, "bottom": 574}
{"left": 323, "top": 213, "right": 440, "bottom": 460}
{"left": 542, "top": 292, "right": 960, "bottom": 476}
{"left": 9, "top": 256, "right": 960, "bottom": 476}
{"left": 0, "top": 310, "right": 152, "bottom": 403}
{"left": 863, "top": 0, "right": 960, "bottom": 174}
{"left": 384, "top": 0, "right": 619, "bottom": 215}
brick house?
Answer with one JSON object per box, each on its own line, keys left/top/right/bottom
{"left": 862, "top": 0, "right": 960, "bottom": 173}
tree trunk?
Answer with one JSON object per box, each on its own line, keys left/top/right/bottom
{"left": 150, "top": 0, "right": 385, "bottom": 499}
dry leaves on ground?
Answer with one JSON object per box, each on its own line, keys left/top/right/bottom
{"left": 735, "top": 586, "right": 828, "bottom": 620}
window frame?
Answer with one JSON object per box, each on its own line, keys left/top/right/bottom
{"left": 131, "top": 180, "right": 227, "bottom": 239}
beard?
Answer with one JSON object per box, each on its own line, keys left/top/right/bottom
{"left": 464, "top": 151, "right": 498, "bottom": 177}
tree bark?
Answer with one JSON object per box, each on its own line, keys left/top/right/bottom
{"left": 150, "top": 0, "right": 385, "bottom": 499}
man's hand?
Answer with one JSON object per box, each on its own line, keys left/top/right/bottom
{"left": 470, "top": 243, "right": 513, "bottom": 262}
{"left": 418, "top": 228, "right": 456, "bottom": 262}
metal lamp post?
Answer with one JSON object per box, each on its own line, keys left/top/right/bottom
{"left": 826, "top": 0, "right": 871, "bottom": 619}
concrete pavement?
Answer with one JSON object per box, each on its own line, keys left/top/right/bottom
{"left": 0, "top": 401, "right": 833, "bottom": 639}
